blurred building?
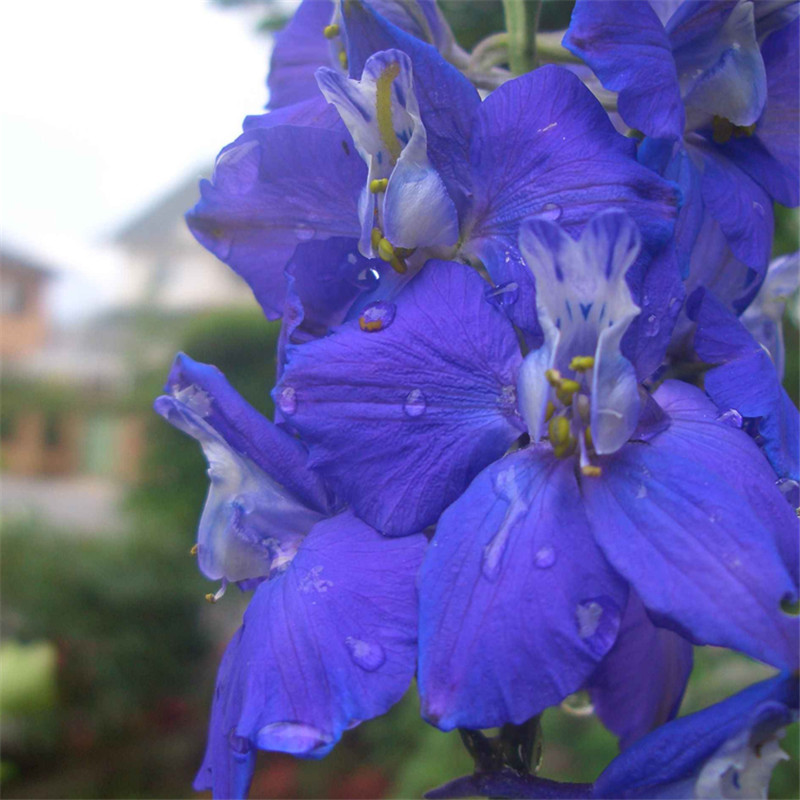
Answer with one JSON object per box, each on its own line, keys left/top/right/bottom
{"left": 1, "top": 170, "right": 253, "bottom": 490}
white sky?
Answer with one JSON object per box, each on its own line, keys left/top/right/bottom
{"left": 0, "top": 0, "right": 279, "bottom": 319}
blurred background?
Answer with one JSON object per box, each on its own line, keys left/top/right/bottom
{"left": 0, "top": 1, "right": 797, "bottom": 798}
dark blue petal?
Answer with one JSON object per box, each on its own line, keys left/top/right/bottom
{"left": 340, "top": 0, "right": 480, "bottom": 215}
{"left": 587, "top": 591, "right": 693, "bottom": 750}
{"left": 717, "top": 17, "right": 800, "bottom": 207}
{"left": 194, "top": 511, "right": 426, "bottom": 797}
{"left": 564, "top": 1, "right": 684, "bottom": 139}
{"left": 244, "top": 94, "right": 343, "bottom": 133}
{"left": 277, "top": 261, "right": 523, "bottom": 537}
{"left": 694, "top": 137, "right": 774, "bottom": 271}
{"left": 186, "top": 124, "right": 365, "bottom": 318}
{"left": 267, "top": 0, "right": 334, "bottom": 110}
{"left": 419, "top": 447, "right": 627, "bottom": 730}
{"left": 690, "top": 288, "right": 800, "bottom": 483}
{"left": 467, "top": 66, "right": 678, "bottom": 262}
{"left": 594, "top": 672, "right": 798, "bottom": 799}
{"left": 582, "top": 380, "right": 799, "bottom": 669}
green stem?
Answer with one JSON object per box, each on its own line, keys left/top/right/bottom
{"left": 535, "top": 30, "right": 582, "bottom": 64}
{"left": 502, "top": 0, "right": 542, "bottom": 74}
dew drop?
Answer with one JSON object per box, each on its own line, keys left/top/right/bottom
{"left": 345, "top": 637, "right": 386, "bottom": 671}
{"left": 228, "top": 729, "right": 253, "bottom": 761}
{"left": 403, "top": 388, "right": 427, "bottom": 417}
{"left": 359, "top": 300, "right": 396, "bottom": 332}
{"left": 636, "top": 483, "right": 647, "bottom": 500}
{"left": 561, "top": 690, "right": 595, "bottom": 717}
{"left": 538, "top": 202, "right": 562, "bottom": 221}
{"left": 295, "top": 225, "right": 315, "bottom": 241}
{"left": 353, "top": 266, "right": 380, "bottom": 290}
{"left": 534, "top": 545, "right": 556, "bottom": 569}
{"left": 257, "top": 722, "right": 333, "bottom": 754}
{"left": 277, "top": 385, "right": 297, "bottom": 416}
{"left": 576, "top": 600, "right": 604, "bottom": 638}
{"left": 717, "top": 408, "right": 743, "bottom": 428}
{"left": 484, "top": 281, "right": 520, "bottom": 307}
{"left": 644, "top": 314, "right": 660, "bottom": 337}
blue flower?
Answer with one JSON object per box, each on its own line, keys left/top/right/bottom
{"left": 186, "top": 3, "right": 680, "bottom": 366}
{"left": 564, "top": 0, "right": 799, "bottom": 276}
{"left": 155, "top": 354, "right": 426, "bottom": 798}
{"left": 425, "top": 671, "right": 798, "bottom": 799}
{"left": 276, "top": 210, "right": 798, "bottom": 730}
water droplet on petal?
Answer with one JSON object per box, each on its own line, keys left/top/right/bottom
{"left": 295, "top": 225, "right": 315, "bottom": 241}
{"left": 561, "top": 690, "right": 595, "bottom": 717}
{"left": 353, "top": 266, "right": 380, "bottom": 290}
{"left": 534, "top": 545, "right": 556, "bottom": 569}
{"left": 538, "top": 202, "right": 562, "bottom": 221}
{"left": 636, "top": 483, "right": 647, "bottom": 500}
{"left": 257, "top": 722, "right": 333, "bottom": 754}
{"left": 228, "top": 729, "right": 253, "bottom": 761}
{"left": 576, "top": 601, "right": 604, "bottom": 638}
{"left": 644, "top": 314, "right": 660, "bottom": 337}
{"left": 277, "top": 386, "right": 297, "bottom": 416}
{"left": 484, "top": 281, "right": 520, "bottom": 307}
{"left": 345, "top": 637, "right": 386, "bottom": 671}
{"left": 717, "top": 408, "right": 743, "bottom": 428}
{"left": 359, "top": 300, "right": 396, "bottom": 332}
{"left": 403, "top": 388, "right": 427, "bottom": 417}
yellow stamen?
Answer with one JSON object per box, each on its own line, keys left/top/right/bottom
{"left": 389, "top": 255, "right": 407, "bottom": 274}
{"left": 375, "top": 62, "right": 402, "bottom": 163}
{"left": 548, "top": 415, "right": 571, "bottom": 447}
{"left": 338, "top": 50, "right": 348, "bottom": 69}
{"left": 545, "top": 368, "right": 562, "bottom": 387}
{"left": 584, "top": 427, "right": 593, "bottom": 450}
{"left": 553, "top": 437, "right": 576, "bottom": 459}
{"left": 377, "top": 237, "right": 395, "bottom": 262}
{"left": 556, "top": 379, "right": 581, "bottom": 405}
{"left": 581, "top": 464, "right": 602, "bottom": 478}
{"left": 323, "top": 24, "right": 340, "bottom": 39}
{"left": 204, "top": 593, "right": 218, "bottom": 604}
{"left": 190, "top": 543, "right": 199, "bottom": 556}
{"left": 371, "top": 227, "right": 383, "bottom": 252}
{"left": 370, "top": 178, "right": 389, "bottom": 193}
{"left": 569, "top": 355, "right": 595, "bottom": 372}
{"left": 544, "top": 401, "right": 555, "bottom": 422}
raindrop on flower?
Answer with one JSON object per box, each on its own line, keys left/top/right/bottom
{"left": 295, "top": 225, "right": 315, "bottom": 241}
{"left": 345, "top": 637, "right": 386, "bottom": 671}
{"left": 353, "top": 266, "right": 380, "bottom": 290}
{"left": 538, "top": 202, "right": 563, "bottom": 221}
{"left": 561, "top": 690, "right": 595, "bottom": 717}
{"left": 403, "top": 388, "right": 427, "bottom": 417}
{"left": 717, "top": 408, "right": 743, "bottom": 428}
{"left": 484, "top": 281, "right": 520, "bottom": 307}
{"left": 534, "top": 545, "right": 556, "bottom": 569}
{"left": 277, "top": 386, "right": 297, "bottom": 416}
{"left": 359, "top": 301, "right": 396, "bottom": 332}
{"left": 644, "top": 314, "right": 660, "bottom": 337}
{"left": 576, "top": 600, "right": 604, "bottom": 638}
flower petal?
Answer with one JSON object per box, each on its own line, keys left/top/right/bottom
{"left": 267, "top": 0, "right": 335, "bottom": 110}
{"left": 564, "top": 0, "right": 684, "bottom": 139}
{"left": 690, "top": 288, "right": 800, "bottom": 484}
{"left": 593, "top": 672, "right": 798, "bottom": 799}
{"left": 419, "top": 446, "right": 628, "bottom": 730}
{"left": 581, "top": 380, "right": 799, "bottom": 669}
{"left": 154, "top": 355, "right": 329, "bottom": 582}
{"left": 276, "top": 260, "right": 524, "bottom": 537}
{"left": 717, "top": 16, "right": 800, "bottom": 207}
{"left": 193, "top": 511, "right": 426, "bottom": 798}
{"left": 587, "top": 591, "right": 693, "bottom": 750}
{"left": 186, "top": 124, "right": 366, "bottom": 318}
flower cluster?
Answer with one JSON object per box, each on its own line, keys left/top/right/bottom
{"left": 155, "top": 1, "right": 799, "bottom": 797}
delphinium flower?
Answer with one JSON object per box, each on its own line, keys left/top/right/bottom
{"left": 155, "top": 355, "right": 425, "bottom": 797}
{"left": 276, "top": 209, "right": 798, "bottom": 731}
{"left": 563, "top": 0, "right": 799, "bottom": 275}
{"left": 426, "top": 671, "right": 798, "bottom": 799}
{"left": 163, "top": 1, "right": 800, "bottom": 797}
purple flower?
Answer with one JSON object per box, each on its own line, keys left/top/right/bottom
{"left": 276, "top": 211, "right": 798, "bottom": 731}
{"left": 155, "top": 354, "right": 425, "bottom": 798}
{"left": 564, "top": 0, "right": 799, "bottom": 277}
